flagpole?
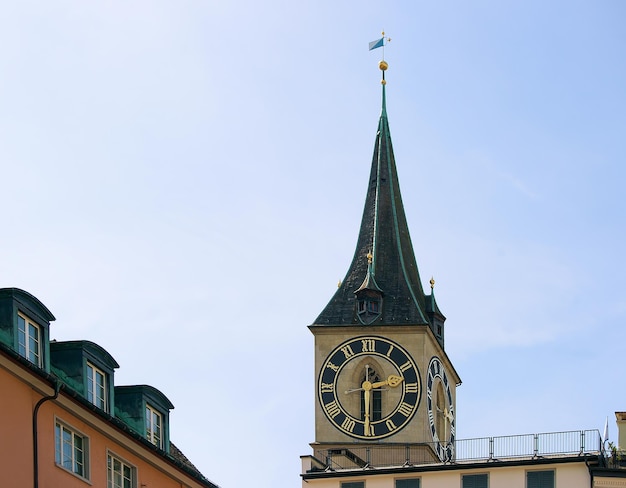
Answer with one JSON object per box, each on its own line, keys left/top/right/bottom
{"left": 369, "top": 31, "right": 391, "bottom": 86}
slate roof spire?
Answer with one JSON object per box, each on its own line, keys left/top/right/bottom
{"left": 314, "top": 60, "right": 443, "bottom": 334}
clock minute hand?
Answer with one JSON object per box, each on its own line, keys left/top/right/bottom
{"left": 364, "top": 386, "right": 371, "bottom": 432}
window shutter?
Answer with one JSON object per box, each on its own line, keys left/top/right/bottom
{"left": 527, "top": 470, "right": 554, "bottom": 488}
{"left": 341, "top": 482, "right": 365, "bottom": 488}
{"left": 462, "top": 474, "right": 488, "bottom": 488}
{"left": 396, "top": 479, "right": 420, "bottom": 488}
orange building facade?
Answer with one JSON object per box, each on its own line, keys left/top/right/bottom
{"left": 0, "top": 287, "right": 217, "bottom": 488}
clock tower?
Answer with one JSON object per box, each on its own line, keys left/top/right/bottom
{"left": 308, "top": 61, "right": 461, "bottom": 469}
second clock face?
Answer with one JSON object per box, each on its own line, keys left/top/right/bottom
{"left": 426, "top": 356, "right": 455, "bottom": 461}
{"left": 318, "top": 336, "right": 421, "bottom": 440}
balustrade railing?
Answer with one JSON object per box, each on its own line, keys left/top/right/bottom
{"left": 455, "top": 430, "right": 602, "bottom": 461}
{"left": 312, "top": 430, "right": 604, "bottom": 471}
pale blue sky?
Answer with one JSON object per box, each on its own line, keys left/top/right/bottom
{"left": 1, "top": 2, "right": 625, "bottom": 487}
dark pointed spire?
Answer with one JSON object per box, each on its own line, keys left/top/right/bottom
{"left": 314, "top": 62, "right": 438, "bottom": 329}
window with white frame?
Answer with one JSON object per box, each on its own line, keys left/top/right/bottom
{"left": 17, "top": 312, "right": 42, "bottom": 366}
{"left": 55, "top": 421, "right": 89, "bottom": 479}
{"left": 146, "top": 404, "right": 163, "bottom": 448}
{"left": 87, "top": 362, "right": 107, "bottom": 411}
{"left": 107, "top": 453, "right": 136, "bottom": 488}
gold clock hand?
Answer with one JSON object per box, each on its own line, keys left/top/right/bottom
{"left": 361, "top": 379, "right": 373, "bottom": 434}
{"left": 364, "top": 387, "right": 371, "bottom": 432}
{"left": 444, "top": 407, "right": 454, "bottom": 422}
{"left": 371, "top": 375, "right": 404, "bottom": 389}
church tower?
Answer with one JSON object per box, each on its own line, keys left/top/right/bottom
{"left": 308, "top": 60, "right": 461, "bottom": 469}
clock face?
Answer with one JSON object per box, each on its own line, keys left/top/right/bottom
{"left": 318, "top": 336, "right": 421, "bottom": 440}
{"left": 426, "top": 356, "right": 455, "bottom": 461}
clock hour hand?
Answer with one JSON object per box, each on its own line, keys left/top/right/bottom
{"left": 345, "top": 375, "right": 403, "bottom": 393}
{"left": 371, "top": 375, "right": 404, "bottom": 389}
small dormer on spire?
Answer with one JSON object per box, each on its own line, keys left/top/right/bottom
{"left": 354, "top": 251, "right": 384, "bottom": 325}
{"left": 426, "top": 277, "right": 447, "bottom": 348}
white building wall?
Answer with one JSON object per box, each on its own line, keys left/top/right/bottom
{"left": 301, "top": 460, "right": 592, "bottom": 488}
{"left": 553, "top": 463, "right": 593, "bottom": 488}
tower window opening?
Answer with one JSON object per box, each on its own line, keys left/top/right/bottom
{"left": 357, "top": 299, "right": 380, "bottom": 313}
{"left": 356, "top": 296, "right": 382, "bottom": 322}
{"left": 354, "top": 282, "right": 383, "bottom": 325}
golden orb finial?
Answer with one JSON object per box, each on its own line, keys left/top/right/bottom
{"left": 430, "top": 277, "right": 435, "bottom": 289}
{"left": 366, "top": 251, "right": 373, "bottom": 265}
{"left": 379, "top": 60, "right": 388, "bottom": 85}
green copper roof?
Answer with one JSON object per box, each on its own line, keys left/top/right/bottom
{"left": 314, "top": 82, "right": 433, "bottom": 327}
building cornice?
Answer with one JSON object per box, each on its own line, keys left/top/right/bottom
{"left": 302, "top": 453, "right": 602, "bottom": 480}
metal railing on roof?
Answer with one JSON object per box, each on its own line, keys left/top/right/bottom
{"left": 311, "top": 430, "right": 604, "bottom": 472}
{"left": 456, "top": 430, "right": 602, "bottom": 462}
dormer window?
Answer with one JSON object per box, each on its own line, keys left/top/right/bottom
{"left": 115, "top": 385, "right": 174, "bottom": 454}
{"left": 146, "top": 404, "right": 163, "bottom": 448}
{"left": 87, "top": 362, "right": 107, "bottom": 411}
{"left": 0, "top": 288, "right": 55, "bottom": 372}
{"left": 50, "top": 341, "right": 118, "bottom": 413}
{"left": 354, "top": 252, "right": 384, "bottom": 325}
{"left": 355, "top": 290, "right": 383, "bottom": 325}
{"left": 17, "top": 312, "right": 42, "bottom": 366}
